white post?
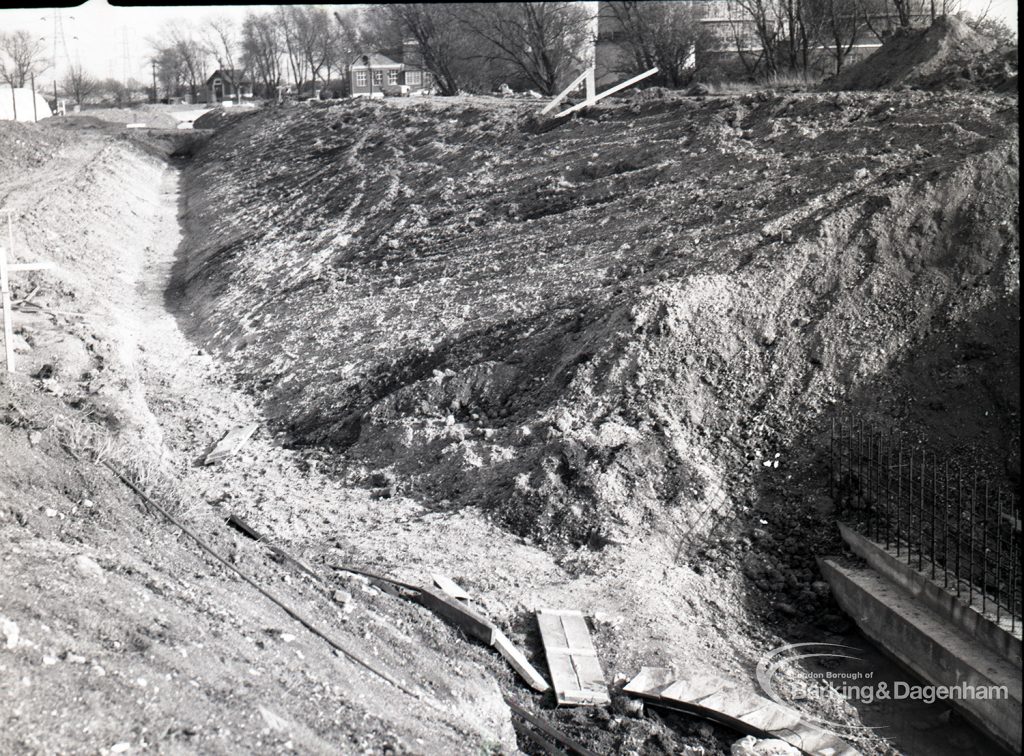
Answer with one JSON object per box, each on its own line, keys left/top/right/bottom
{"left": 554, "top": 67, "right": 659, "bottom": 119}
{"left": 1, "top": 215, "right": 14, "bottom": 373}
{"left": 0, "top": 212, "right": 56, "bottom": 374}
{"left": 541, "top": 67, "right": 595, "bottom": 115}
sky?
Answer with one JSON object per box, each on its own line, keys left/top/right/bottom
{"left": 0, "top": 2, "right": 294, "bottom": 86}
{"left": 1, "top": 0, "right": 1017, "bottom": 88}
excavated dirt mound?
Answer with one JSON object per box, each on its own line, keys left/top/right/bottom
{"left": 0, "top": 121, "right": 516, "bottom": 756}
{"left": 828, "top": 15, "right": 1018, "bottom": 92}
{"left": 174, "top": 93, "right": 1019, "bottom": 556}
{"left": 0, "top": 120, "right": 65, "bottom": 178}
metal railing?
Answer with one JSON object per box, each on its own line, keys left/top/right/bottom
{"left": 830, "top": 415, "right": 1021, "bottom": 634}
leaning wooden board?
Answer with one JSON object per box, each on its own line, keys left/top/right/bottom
{"left": 536, "top": 608, "right": 610, "bottom": 706}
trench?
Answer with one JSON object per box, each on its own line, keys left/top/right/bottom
{"left": 8, "top": 104, "right": 1014, "bottom": 755}
{"left": 162, "top": 139, "right": 1015, "bottom": 755}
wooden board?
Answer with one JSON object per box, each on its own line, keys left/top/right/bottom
{"left": 536, "top": 608, "right": 609, "bottom": 706}
{"left": 492, "top": 628, "right": 549, "bottom": 693}
{"left": 204, "top": 424, "right": 259, "bottom": 465}
{"left": 415, "top": 586, "right": 495, "bottom": 645}
{"left": 659, "top": 674, "right": 728, "bottom": 704}
{"left": 432, "top": 574, "right": 470, "bottom": 601}
{"left": 622, "top": 666, "right": 675, "bottom": 696}
{"left": 739, "top": 702, "right": 804, "bottom": 734}
{"left": 623, "top": 668, "right": 861, "bottom": 756}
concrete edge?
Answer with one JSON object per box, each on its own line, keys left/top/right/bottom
{"left": 837, "top": 522, "right": 1022, "bottom": 666}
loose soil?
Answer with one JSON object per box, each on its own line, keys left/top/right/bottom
{"left": 1, "top": 81, "right": 1018, "bottom": 756}
{"left": 827, "top": 16, "right": 1018, "bottom": 93}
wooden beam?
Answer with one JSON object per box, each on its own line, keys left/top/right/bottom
{"left": 416, "top": 583, "right": 550, "bottom": 692}
{"left": 553, "top": 67, "right": 659, "bottom": 119}
{"left": 541, "top": 67, "right": 595, "bottom": 115}
{"left": 415, "top": 586, "right": 495, "bottom": 645}
{"left": 7, "top": 261, "right": 56, "bottom": 272}
{"left": 432, "top": 574, "right": 470, "bottom": 601}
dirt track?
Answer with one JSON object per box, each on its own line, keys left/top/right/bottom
{"left": 0, "top": 86, "right": 1019, "bottom": 755}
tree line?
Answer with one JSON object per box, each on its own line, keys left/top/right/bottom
{"left": 3, "top": 2, "right": 1015, "bottom": 107}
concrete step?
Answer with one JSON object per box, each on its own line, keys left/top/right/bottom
{"left": 820, "top": 558, "right": 1021, "bottom": 754}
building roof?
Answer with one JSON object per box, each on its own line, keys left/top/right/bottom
{"left": 350, "top": 53, "right": 403, "bottom": 70}
{"left": 207, "top": 69, "right": 250, "bottom": 85}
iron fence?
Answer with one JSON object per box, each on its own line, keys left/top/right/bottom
{"left": 830, "top": 415, "right": 1021, "bottom": 634}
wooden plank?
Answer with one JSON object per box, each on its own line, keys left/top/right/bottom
{"left": 739, "top": 702, "right": 804, "bottom": 734}
{"left": 623, "top": 666, "right": 676, "bottom": 696}
{"left": 415, "top": 586, "right": 495, "bottom": 645}
{"left": 541, "top": 67, "right": 594, "bottom": 115}
{"left": 204, "top": 424, "right": 259, "bottom": 465}
{"left": 536, "top": 608, "right": 609, "bottom": 706}
{"left": 659, "top": 674, "right": 727, "bottom": 703}
{"left": 694, "top": 687, "right": 771, "bottom": 718}
{"left": 626, "top": 667, "right": 861, "bottom": 756}
{"left": 491, "top": 628, "right": 549, "bottom": 693}
{"left": 7, "top": 261, "right": 56, "bottom": 272}
{"left": 432, "top": 574, "right": 470, "bottom": 601}
{"left": 554, "top": 67, "right": 659, "bottom": 119}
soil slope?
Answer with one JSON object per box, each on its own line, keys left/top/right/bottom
{"left": 2, "top": 86, "right": 1018, "bottom": 755}
{"left": 828, "top": 15, "right": 1018, "bottom": 93}
{"left": 0, "top": 121, "right": 514, "bottom": 755}
{"left": 176, "top": 93, "right": 1019, "bottom": 551}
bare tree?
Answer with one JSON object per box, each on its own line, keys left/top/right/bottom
{"left": 604, "top": 1, "right": 711, "bottom": 87}
{"left": 151, "top": 44, "right": 186, "bottom": 100}
{"left": 0, "top": 29, "right": 49, "bottom": 88}
{"left": 325, "top": 11, "right": 361, "bottom": 93}
{"left": 371, "top": 4, "right": 476, "bottom": 96}
{"left": 204, "top": 16, "right": 239, "bottom": 76}
{"left": 241, "top": 11, "right": 283, "bottom": 97}
{"left": 457, "top": 2, "right": 593, "bottom": 95}
{"left": 298, "top": 7, "right": 335, "bottom": 88}
{"left": 164, "top": 23, "right": 211, "bottom": 100}
{"left": 277, "top": 6, "right": 311, "bottom": 93}
{"left": 967, "top": 10, "right": 1017, "bottom": 44}
{"left": 729, "top": 0, "right": 783, "bottom": 75}
{"left": 61, "top": 63, "right": 101, "bottom": 106}
{"left": 812, "top": 0, "right": 864, "bottom": 73}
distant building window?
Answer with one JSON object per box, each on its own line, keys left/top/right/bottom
{"left": 406, "top": 70, "right": 421, "bottom": 86}
{"left": 372, "top": 71, "right": 383, "bottom": 85}
{"left": 387, "top": 70, "right": 398, "bottom": 85}
{"left": 355, "top": 70, "right": 367, "bottom": 87}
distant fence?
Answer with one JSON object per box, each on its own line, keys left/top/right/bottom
{"left": 830, "top": 415, "right": 1021, "bottom": 633}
